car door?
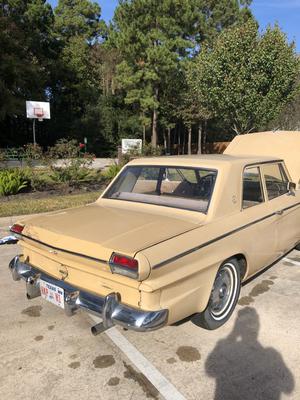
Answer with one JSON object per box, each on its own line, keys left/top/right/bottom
{"left": 241, "top": 165, "right": 278, "bottom": 273}
{"left": 261, "top": 162, "right": 300, "bottom": 255}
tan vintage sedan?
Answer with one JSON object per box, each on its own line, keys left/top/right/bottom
{"left": 6, "top": 131, "right": 300, "bottom": 333}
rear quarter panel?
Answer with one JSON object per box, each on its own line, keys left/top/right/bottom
{"left": 139, "top": 203, "right": 281, "bottom": 325}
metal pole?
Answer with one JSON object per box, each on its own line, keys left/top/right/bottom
{"left": 33, "top": 119, "right": 36, "bottom": 146}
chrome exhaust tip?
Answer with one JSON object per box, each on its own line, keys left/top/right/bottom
{"left": 91, "top": 322, "right": 109, "bottom": 335}
{"left": 90, "top": 293, "right": 119, "bottom": 335}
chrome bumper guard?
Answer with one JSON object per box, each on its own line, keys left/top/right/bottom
{"left": 9, "top": 256, "right": 168, "bottom": 334}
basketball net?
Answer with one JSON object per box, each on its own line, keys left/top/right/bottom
{"left": 34, "top": 107, "right": 44, "bottom": 122}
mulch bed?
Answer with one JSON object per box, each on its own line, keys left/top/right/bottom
{"left": 0, "top": 182, "right": 107, "bottom": 203}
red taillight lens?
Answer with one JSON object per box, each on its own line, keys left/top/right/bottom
{"left": 109, "top": 253, "right": 138, "bottom": 278}
{"left": 10, "top": 224, "right": 24, "bottom": 235}
{"left": 111, "top": 254, "right": 138, "bottom": 269}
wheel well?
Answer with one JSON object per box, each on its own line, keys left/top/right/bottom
{"left": 225, "top": 254, "right": 247, "bottom": 280}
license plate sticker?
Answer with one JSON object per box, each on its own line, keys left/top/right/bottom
{"left": 40, "top": 280, "right": 64, "bottom": 309}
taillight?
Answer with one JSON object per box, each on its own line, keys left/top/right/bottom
{"left": 10, "top": 224, "right": 24, "bottom": 235}
{"left": 109, "top": 253, "right": 138, "bottom": 279}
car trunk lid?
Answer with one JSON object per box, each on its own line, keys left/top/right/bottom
{"left": 20, "top": 202, "right": 199, "bottom": 264}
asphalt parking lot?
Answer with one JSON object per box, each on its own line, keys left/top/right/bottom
{"left": 1, "top": 218, "right": 299, "bottom": 400}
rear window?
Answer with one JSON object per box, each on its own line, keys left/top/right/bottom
{"left": 104, "top": 165, "right": 217, "bottom": 213}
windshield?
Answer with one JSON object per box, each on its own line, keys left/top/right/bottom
{"left": 104, "top": 165, "right": 217, "bottom": 213}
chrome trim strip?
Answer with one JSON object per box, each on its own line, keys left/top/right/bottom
{"left": 153, "top": 201, "right": 300, "bottom": 269}
{"left": 244, "top": 159, "right": 284, "bottom": 167}
{"left": 16, "top": 234, "right": 108, "bottom": 265}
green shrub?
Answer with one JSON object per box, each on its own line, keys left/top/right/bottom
{"left": 44, "top": 139, "right": 95, "bottom": 186}
{"left": 23, "top": 144, "right": 43, "bottom": 167}
{"left": 102, "top": 163, "right": 122, "bottom": 180}
{"left": 0, "top": 169, "right": 29, "bottom": 196}
{"left": 0, "top": 149, "right": 7, "bottom": 164}
{"left": 23, "top": 168, "right": 56, "bottom": 191}
{"left": 141, "top": 144, "right": 163, "bottom": 156}
{"left": 46, "top": 138, "right": 80, "bottom": 160}
{"left": 51, "top": 163, "right": 92, "bottom": 184}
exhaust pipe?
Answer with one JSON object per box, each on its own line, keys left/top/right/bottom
{"left": 91, "top": 322, "right": 109, "bottom": 335}
{"left": 91, "top": 293, "right": 119, "bottom": 336}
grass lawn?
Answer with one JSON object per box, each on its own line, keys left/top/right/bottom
{"left": 0, "top": 191, "right": 101, "bottom": 218}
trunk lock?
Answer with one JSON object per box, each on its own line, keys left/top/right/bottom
{"left": 58, "top": 265, "right": 68, "bottom": 280}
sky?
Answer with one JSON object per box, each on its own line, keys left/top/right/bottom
{"left": 48, "top": 0, "right": 300, "bottom": 51}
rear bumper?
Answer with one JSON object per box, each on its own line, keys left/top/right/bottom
{"left": 9, "top": 255, "right": 168, "bottom": 333}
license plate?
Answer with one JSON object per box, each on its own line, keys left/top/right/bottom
{"left": 40, "top": 280, "right": 64, "bottom": 309}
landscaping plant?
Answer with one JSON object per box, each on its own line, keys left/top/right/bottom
{"left": 44, "top": 139, "right": 96, "bottom": 186}
{"left": 0, "top": 169, "right": 28, "bottom": 196}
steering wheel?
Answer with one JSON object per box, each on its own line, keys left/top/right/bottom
{"left": 197, "top": 173, "right": 216, "bottom": 198}
{"left": 268, "top": 182, "right": 282, "bottom": 198}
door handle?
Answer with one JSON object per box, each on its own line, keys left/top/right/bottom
{"left": 275, "top": 210, "right": 284, "bottom": 215}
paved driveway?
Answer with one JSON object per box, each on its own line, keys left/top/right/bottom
{"left": 0, "top": 221, "right": 299, "bottom": 400}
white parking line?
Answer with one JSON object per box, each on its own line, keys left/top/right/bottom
{"left": 89, "top": 315, "right": 187, "bottom": 400}
{"left": 283, "top": 257, "right": 300, "bottom": 266}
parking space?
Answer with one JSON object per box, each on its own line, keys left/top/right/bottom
{"left": 1, "top": 220, "right": 299, "bottom": 400}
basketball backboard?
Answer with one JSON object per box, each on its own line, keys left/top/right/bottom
{"left": 26, "top": 101, "right": 50, "bottom": 120}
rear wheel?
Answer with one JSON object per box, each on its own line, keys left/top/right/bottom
{"left": 192, "top": 259, "right": 241, "bottom": 330}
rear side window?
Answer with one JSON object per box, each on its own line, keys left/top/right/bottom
{"left": 262, "top": 163, "right": 289, "bottom": 200}
{"left": 242, "top": 167, "right": 264, "bottom": 209}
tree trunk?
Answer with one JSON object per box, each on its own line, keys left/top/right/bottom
{"left": 203, "top": 120, "right": 207, "bottom": 153}
{"left": 197, "top": 122, "right": 202, "bottom": 154}
{"left": 163, "top": 131, "right": 167, "bottom": 153}
{"left": 111, "top": 76, "right": 115, "bottom": 95}
{"left": 143, "top": 125, "right": 146, "bottom": 145}
{"left": 188, "top": 125, "right": 192, "bottom": 155}
{"left": 151, "top": 87, "right": 159, "bottom": 147}
{"left": 167, "top": 127, "right": 171, "bottom": 155}
{"left": 182, "top": 129, "right": 186, "bottom": 154}
{"left": 177, "top": 126, "right": 180, "bottom": 155}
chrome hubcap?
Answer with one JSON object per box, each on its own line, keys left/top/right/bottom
{"left": 210, "top": 266, "right": 234, "bottom": 317}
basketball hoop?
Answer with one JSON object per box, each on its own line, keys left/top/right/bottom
{"left": 34, "top": 107, "right": 44, "bottom": 121}
{"left": 26, "top": 101, "right": 50, "bottom": 145}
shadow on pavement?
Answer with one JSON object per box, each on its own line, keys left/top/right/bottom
{"left": 205, "top": 307, "right": 294, "bottom": 400}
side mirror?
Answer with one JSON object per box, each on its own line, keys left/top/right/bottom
{"left": 287, "top": 181, "right": 296, "bottom": 195}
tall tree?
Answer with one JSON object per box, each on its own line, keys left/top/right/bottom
{"left": 0, "top": 0, "right": 54, "bottom": 120}
{"left": 112, "top": 0, "right": 199, "bottom": 147}
{"left": 50, "top": 0, "right": 105, "bottom": 141}
{"left": 197, "top": 0, "right": 253, "bottom": 46}
{"left": 111, "top": 0, "right": 253, "bottom": 148}
{"left": 187, "top": 21, "right": 300, "bottom": 135}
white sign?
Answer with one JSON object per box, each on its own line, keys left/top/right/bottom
{"left": 122, "top": 139, "right": 142, "bottom": 154}
{"left": 26, "top": 101, "right": 50, "bottom": 119}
